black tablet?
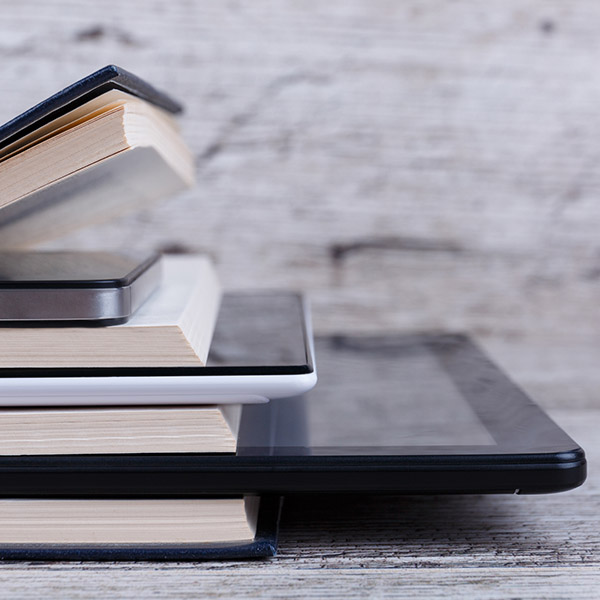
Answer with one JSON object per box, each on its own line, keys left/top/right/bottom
{"left": 0, "top": 334, "right": 585, "bottom": 496}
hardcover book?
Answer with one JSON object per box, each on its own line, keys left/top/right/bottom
{"left": 0, "top": 254, "right": 222, "bottom": 368}
{"left": 0, "top": 65, "right": 194, "bottom": 248}
{"left": 0, "top": 496, "right": 282, "bottom": 561}
{"left": 0, "top": 68, "right": 285, "bottom": 561}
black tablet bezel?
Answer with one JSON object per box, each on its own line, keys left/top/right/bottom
{"left": 0, "top": 335, "right": 585, "bottom": 496}
{"left": 0, "top": 252, "right": 160, "bottom": 289}
{"left": 246, "top": 334, "right": 582, "bottom": 456}
{"left": 0, "top": 292, "right": 315, "bottom": 377}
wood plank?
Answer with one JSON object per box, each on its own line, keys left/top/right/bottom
{"left": 0, "top": 567, "right": 598, "bottom": 600}
{"left": 1, "top": 1, "right": 599, "bottom": 408}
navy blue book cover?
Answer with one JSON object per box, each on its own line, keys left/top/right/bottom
{"left": 0, "top": 65, "right": 182, "bottom": 151}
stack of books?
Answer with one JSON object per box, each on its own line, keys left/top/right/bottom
{"left": 0, "top": 66, "right": 290, "bottom": 560}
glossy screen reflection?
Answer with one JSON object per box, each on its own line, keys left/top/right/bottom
{"left": 207, "top": 293, "right": 309, "bottom": 368}
{"left": 303, "top": 336, "right": 495, "bottom": 447}
{"left": 237, "top": 335, "right": 498, "bottom": 455}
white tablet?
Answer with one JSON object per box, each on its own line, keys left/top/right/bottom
{"left": 0, "top": 293, "right": 316, "bottom": 406}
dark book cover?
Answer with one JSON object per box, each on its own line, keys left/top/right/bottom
{"left": 0, "top": 65, "right": 182, "bottom": 151}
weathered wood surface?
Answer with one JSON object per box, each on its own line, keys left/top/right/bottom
{"left": 0, "top": 409, "right": 596, "bottom": 599}
{"left": 0, "top": 2, "right": 599, "bottom": 596}
{"left": 1, "top": 1, "right": 600, "bottom": 409}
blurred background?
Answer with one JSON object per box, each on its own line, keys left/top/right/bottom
{"left": 1, "top": 1, "right": 599, "bottom": 408}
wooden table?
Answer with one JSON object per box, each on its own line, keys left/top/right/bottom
{"left": 0, "top": 407, "right": 595, "bottom": 599}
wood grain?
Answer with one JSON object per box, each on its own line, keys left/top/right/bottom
{"left": 2, "top": 1, "right": 599, "bottom": 408}
{"left": 0, "top": 567, "right": 598, "bottom": 600}
{"left": 0, "top": 2, "right": 598, "bottom": 596}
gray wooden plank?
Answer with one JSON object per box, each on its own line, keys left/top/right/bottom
{"left": 0, "top": 2, "right": 599, "bottom": 346}
{"left": 0, "top": 567, "right": 598, "bottom": 600}
{"left": 2, "top": 1, "right": 599, "bottom": 409}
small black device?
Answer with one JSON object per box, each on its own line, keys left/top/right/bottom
{"left": 0, "top": 251, "right": 161, "bottom": 325}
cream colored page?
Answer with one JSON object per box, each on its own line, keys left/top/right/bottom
{"left": 0, "top": 499, "right": 252, "bottom": 544}
{"left": 0, "top": 407, "right": 236, "bottom": 455}
{"left": 0, "top": 90, "right": 132, "bottom": 162}
{"left": 124, "top": 255, "right": 218, "bottom": 328}
{"left": 0, "top": 90, "right": 179, "bottom": 162}
{"left": 0, "top": 146, "right": 189, "bottom": 249}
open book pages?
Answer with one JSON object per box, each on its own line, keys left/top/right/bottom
{"left": 0, "top": 254, "right": 221, "bottom": 368}
{"left": 0, "top": 91, "right": 194, "bottom": 248}
{"left": 0, "top": 497, "right": 259, "bottom": 545}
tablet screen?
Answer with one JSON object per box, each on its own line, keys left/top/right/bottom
{"left": 237, "top": 334, "right": 575, "bottom": 456}
{"left": 303, "top": 338, "right": 495, "bottom": 446}
{"left": 206, "top": 293, "right": 311, "bottom": 371}
{"left": 0, "top": 292, "right": 314, "bottom": 377}
{"left": 0, "top": 333, "right": 583, "bottom": 497}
